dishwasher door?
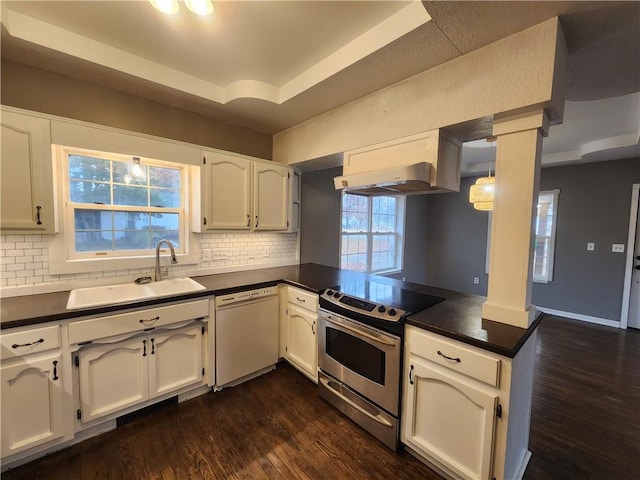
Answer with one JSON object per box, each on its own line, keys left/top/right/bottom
{"left": 215, "top": 295, "right": 279, "bottom": 386}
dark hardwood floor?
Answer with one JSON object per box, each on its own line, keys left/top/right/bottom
{"left": 3, "top": 315, "right": 639, "bottom": 480}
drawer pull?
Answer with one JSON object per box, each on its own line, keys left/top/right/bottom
{"left": 296, "top": 296, "right": 306, "bottom": 303}
{"left": 52, "top": 360, "right": 59, "bottom": 380}
{"left": 11, "top": 338, "right": 44, "bottom": 349}
{"left": 437, "top": 350, "right": 461, "bottom": 363}
{"left": 139, "top": 316, "right": 160, "bottom": 325}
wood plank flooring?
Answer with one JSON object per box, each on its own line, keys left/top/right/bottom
{"left": 3, "top": 315, "right": 639, "bottom": 480}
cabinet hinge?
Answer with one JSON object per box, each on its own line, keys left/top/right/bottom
{"left": 74, "top": 356, "right": 79, "bottom": 368}
{"left": 76, "top": 409, "right": 82, "bottom": 420}
{"left": 496, "top": 404, "right": 502, "bottom": 419}
{"left": 202, "top": 368, "right": 205, "bottom": 376}
{"left": 202, "top": 156, "right": 206, "bottom": 165}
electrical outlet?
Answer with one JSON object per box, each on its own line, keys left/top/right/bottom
{"left": 212, "top": 249, "right": 228, "bottom": 260}
{"left": 612, "top": 244, "right": 625, "bottom": 253}
{"left": 473, "top": 277, "right": 479, "bottom": 285}
{"left": 587, "top": 242, "right": 595, "bottom": 251}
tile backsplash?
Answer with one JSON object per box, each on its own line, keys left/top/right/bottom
{"left": 0, "top": 232, "right": 298, "bottom": 295}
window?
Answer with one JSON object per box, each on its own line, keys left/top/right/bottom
{"left": 340, "top": 194, "right": 405, "bottom": 273}
{"left": 533, "top": 189, "right": 560, "bottom": 282}
{"left": 50, "top": 146, "right": 198, "bottom": 274}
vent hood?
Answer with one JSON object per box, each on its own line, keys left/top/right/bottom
{"left": 334, "top": 162, "right": 432, "bottom": 196}
{"left": 334, "top": 129, "right": 461, "bottom": 196}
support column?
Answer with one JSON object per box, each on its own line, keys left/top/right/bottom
{"left": 482, "top": 110, "right": 549, "bottom": 328}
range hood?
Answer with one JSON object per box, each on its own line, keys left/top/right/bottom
{"left": 334, "top": 129, "right": 461, "bottom": 196}
{"left": 333, "top": 162, "right": 432, "bottom": 196}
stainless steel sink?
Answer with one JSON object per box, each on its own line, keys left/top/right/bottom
{"left": 66, "top": 277, "right": 206, "bottom": 309}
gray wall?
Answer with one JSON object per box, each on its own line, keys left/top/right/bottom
{"left": 300, "top": 167, "right": 342, "bottom": 267}
{"left": 300, "top": 158, "right": 640, "bottom": 321}
{"left": 1, "top": 60, "right": 273, "bottom": 159}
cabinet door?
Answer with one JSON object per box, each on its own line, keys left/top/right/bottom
{"left": 78, "top": 337, "right": 149, "bottom": 423}
{"left": 288, "top": 169, "right": 300, "bottom": 233}
{"left": 0, "top": 110, "right": 55, "bottom": 233}
{"left": 204, "top": 152, "right": 251, "bottom": 230}
{"left": 286, "top": 304, "right": 318, "bottom": 381}
{"left": 402, "top": 356, "right": 497, "bottom": 480}
{"left": 1, "top": 352, "right": 64, "bottom": 456}
{"left": 254, "top": 163, "right": 289, "bottom": 230}
{"left": 148, "top": 323, "right": 203, "bottom": 398}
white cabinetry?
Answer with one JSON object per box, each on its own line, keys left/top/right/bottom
{"left": 71, "top": 300, "right": 209, "bottom": 424}
{"left": 1, "top": 325, "right": 66, "bottom": 457}
{"left": 254, "top": 162, "right": 289, "bottom": 230}
{"left": 288, "top": 169, "right": 301, "bottom": 232}
{"left": 0, "top": 109, "right": 56, "bottom": 233}
{"left": 281, "top": 286, "right": 318, "bottom": 382}
{"left": 402, "top": 325, "right": 536, "bottom": 480}
{"left": 78, "top": 322, "right": 203, "bottom": 423}
{"left": 198, "top": 150, "right": 291, "bottom": 231}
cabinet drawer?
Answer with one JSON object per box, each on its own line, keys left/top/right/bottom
{"left": 407, "top": 327, "right": 501, "bottom": 387}
{"left": 68, "top": 299, "right": 210, "bottom": 345}
{"left": 1, "top": 325, "right": 60, "bottom": 360}
{"left": 286, "top": 287, "right": 318, "bottom": 312}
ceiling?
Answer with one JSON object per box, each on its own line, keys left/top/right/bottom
{"left": 1, "top": 1, "right": 639, "bottom": 172}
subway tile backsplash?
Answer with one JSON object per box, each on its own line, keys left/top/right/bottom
{"left": 0, "top": 232, "right": 298, "bottom": 294}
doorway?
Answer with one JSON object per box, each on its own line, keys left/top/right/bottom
{"left": 623, "top": 184, "right": 640, "bottom": 329}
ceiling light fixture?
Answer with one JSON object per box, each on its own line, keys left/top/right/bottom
{"left": 185, "top": 0, "right": 214, "bottom": 16}
{"left": 149, "top": 0, "right": 179, "bottom": 14}
{"left": 469, "top": 136, "right": 496, "bottom": 211}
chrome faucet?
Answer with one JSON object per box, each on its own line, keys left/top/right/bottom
{"left": 154, "top": 239, "right": 178, "bottom": 281}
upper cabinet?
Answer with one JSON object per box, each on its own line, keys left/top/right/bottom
{"left": 288, "top": 169, "right": 301, "bottom": 233}
{"left": 197, "top": 150, "right": 292, "bottom": 232}
{"left": 1, "top": 109, "right": 57, "bottom": 233}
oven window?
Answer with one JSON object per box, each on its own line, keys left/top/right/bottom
{"left": 326, "top": 327, "right": 385, "bottom": 385}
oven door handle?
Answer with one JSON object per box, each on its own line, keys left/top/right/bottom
{"left": 322, "top": 314, "right": 396, "bottom": 347}
{"left": 319, "top": 375, "right": 393, "bottom": 428}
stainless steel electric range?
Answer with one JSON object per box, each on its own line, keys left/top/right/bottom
{"left": 317, "top": 279, "right": 445, "bottom": 450}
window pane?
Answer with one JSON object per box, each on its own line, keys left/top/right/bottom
{"left": 75, "top": 210, "right": 111, "bottom": 230}
{"left": 151, "top": 213, "right": 179, "bottom": 230}
{"left": 114, "top": 231, "right": 152, "bottom": 250}
{"left": 153, "top": 230, "right": 180, "bottom": 247}
{"left": 70, "top": 181, "right": 110, "bottom": 204}
{"left": 68, "top": 155, "right": 110, "bottom": 182}
{"left": 113, "top": 185, "right": 148, "bottom": 206}
{"left": 150, "top": 189, "right": 180, "bottom": 208}
{"left": 113, "top": 212, "right": 150, "bottom": 231}
{"left": 113, "top": 161, "right": 148, "bottom": 186}
{"left": 75, "top": 231, "right": 113, "bottom": 252}
{"left": 150, "top": 166, "right": 181, "bottom": 188}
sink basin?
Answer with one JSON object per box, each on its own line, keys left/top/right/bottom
{"left": 66, "top": 277, "right": 206, "bottom": 310}
{"left": 146, "top": 277, "right": 207, "bottom": 297}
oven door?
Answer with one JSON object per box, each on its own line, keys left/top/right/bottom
{"left": 318, "top": 308, "right": 401, "bottom": 416}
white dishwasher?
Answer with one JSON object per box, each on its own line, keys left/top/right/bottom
{"left": 215, "top": 286, "right": 279, "bottom": 387}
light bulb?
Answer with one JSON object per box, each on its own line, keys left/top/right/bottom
{"left": 185, "top": 0, "right": 214, "bottom": 16}
{"left": 149, "top": 0, "right": 179, "bottom": 14}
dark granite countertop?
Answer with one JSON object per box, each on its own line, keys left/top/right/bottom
{"left": 0, "top": 263, "right": 539, "bottom": 357}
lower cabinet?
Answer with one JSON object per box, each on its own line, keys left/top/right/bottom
{"left": 402, "top": 354, "right": 497, "bottom": 480}
{"left": 78, "top": 322, "right": 203, "bottom": 424}
{"left": 1, "top": 352, "right": 65, "bottom": 457}
{"left": 286, "top": 304, "right": 318, "bottom": 379}
{"left": 280, "top": 285, "right": 318, "bottom": 382}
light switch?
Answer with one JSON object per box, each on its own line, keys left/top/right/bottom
{"left": 612, "top": 244, "right": 625, "bottom": 253}
{"left": 586, "top": 242, "right": 595, "bottom": 251}
{"left": 202, "top": 249, "right": 212, "bottom": 261}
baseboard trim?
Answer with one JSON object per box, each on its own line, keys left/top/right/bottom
{"left": 537, "top": 307, "right": 620, "bottom": 328}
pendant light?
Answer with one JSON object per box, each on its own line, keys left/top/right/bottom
{"left": 149, "top": 0, "right": 179, "bottom": 14}
{"left": 469, "top": 136, "right": 496, "bottom": 211}
{"left": 185, "top": 0, "right": 214, "bottom": 16}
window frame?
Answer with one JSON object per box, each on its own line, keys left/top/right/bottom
{"left": 339, "top": 193, "right": 405, "bottom": 274}
{"left": 532, "top": 189, "right": 560, "bottom": 283}
{"left": 49, "top": 145, "right": 199, "bottom": 275}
